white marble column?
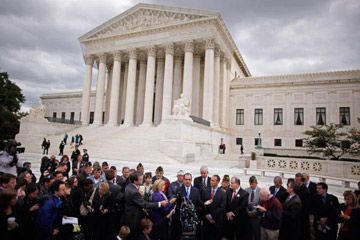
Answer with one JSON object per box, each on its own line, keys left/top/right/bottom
{"left": 120, "top": 63, "right": 128, "bottom": 124}
{"left": 107, "top": 51, "right": 122, "bottom": 126}
{"left": 142, "top": 46, "right": 157, "bottom": 126}
{"left": 225, "top": 61, "right": 231, "bottom": 128}
{"left": 93, "top": 54, "right": 107, "bottom": 126}
{"left": 161, "top": 44, "right": 174, "bottom": 120}
{"left": 203, "top": 39, "right": 215, "bottom": 124}
{"left": 154, "top": 56, "right": 165, "bottom": 125}
{"left": 213, "top": 47, "right": 221, "bottom": 127}
{"left": 135, "top": 58, "right": 147, "bottom": 125}
{"left": 172, "top": 54, "right": 183, "bottom": 104}
{"left": 192, "top": 53, "right": 201, "bottom": 117}
{"left": 182, "top": 41, "right": 194, "bottom": 115}
{"left": 80, "top": 55, "right": 93, "bottom": 125}
{"left": 220, "top": 57, "right": 227, "bottom": 127}
{"left": 104, "top": 63, "right": 113, "bottom": 124}
{"left": 123, "top": 49, "right": 137, "bottom": 127}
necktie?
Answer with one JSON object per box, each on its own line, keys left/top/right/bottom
{"left": 250, "top": 190, "right": 255, "bottom": 202}
{"left": 211, "top": 189, "right": 215, "bottom": 199}
{"left": 231, "top": 190, "right": 236, "bottom": 201}
{"left": 274, "top": 188, "right": 278, "bottom": 196}
{"left": 186, "top": 187, "right": 190, "bottom": 199}
{"left": 203, "top": 178, "right": 206, "bottom": 188}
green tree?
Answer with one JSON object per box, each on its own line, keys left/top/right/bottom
{"left": 303, "top": 123, "right": 350, "bottom": 160}
{"left": 0, "top": 72, "right": 25, "bottom": 139}
{"left": 348, "top": 128, "right": 360, "bottom": 156}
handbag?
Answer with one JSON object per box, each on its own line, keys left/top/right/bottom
{"left": 79, "top": 188, "right": 96, "bottom": 216}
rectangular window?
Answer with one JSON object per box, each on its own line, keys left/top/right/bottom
{"left": 274, "top": 139, "right": 282, "bottom": 147}
{"left": 316, "top": 107, "right": 326, "bottom": 125}
{"left": 52, "top": 112, "right": 57, "bottom": 119}
{"left": 254, "top": 109, "right": 263, "bottom": 125}
{"left": 294, "top": 108, "right": 304, "bottom": 125}
{"left": 236, "top": 109, "right": 244, "bottom": 125}
{"left": 61, "top": 112, "right": 65, "bottom": 120}
{"left": 274, "top": 108, "right": 283, "bottom": 125}
{"left": 236, "top": 138, "right": 243, "bottom": 145}
{"left": 254, "top": 138, "right": 260, "bottom": 146}
{"left": 295, "top": 139, "right": 303, "bottom": 147}
{"left": 89, "top": 112, "right": 94, "bottom": 124}
{"left": 339, "top": 107, "right": 350, "bottom": 125}
{"left": 102, "top": 112, "right": 105, "bottom": 124}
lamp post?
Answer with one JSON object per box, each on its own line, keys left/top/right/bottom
{"left": 257, "top": 131, "right": 262, "bottom": 148}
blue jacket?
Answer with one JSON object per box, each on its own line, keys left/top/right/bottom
{"left": 35, "top": 195, "right": 62, "bottom": 234}
{"left": 150, "top": 191, "right": 173, "bottom": 224}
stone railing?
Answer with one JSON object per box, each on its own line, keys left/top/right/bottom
{"left": 45, "top": 117, "right": 81, "bottom": 125}
{"left": 239, "top": 155, "right": 360, "bottom": 188}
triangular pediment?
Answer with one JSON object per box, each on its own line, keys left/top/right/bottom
{"left": 79, "top": 3, "right": 218, "bottom": 41}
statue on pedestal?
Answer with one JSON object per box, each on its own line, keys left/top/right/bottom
{"left": 172, "top": 93, "right": 190, "bottom": 117}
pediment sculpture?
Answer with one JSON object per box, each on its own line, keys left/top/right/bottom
{"left": 90, "top": 8, "right": 208, "bottom": 39}
{"left": 22, "top": 104, "right": 47, "bottom": 123}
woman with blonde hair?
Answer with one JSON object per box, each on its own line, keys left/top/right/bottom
{"left": 338, "top": 190, "right": 360, "bottom": 240}
{"left": 150, "top": 179, "right": 176, "bottom": 239}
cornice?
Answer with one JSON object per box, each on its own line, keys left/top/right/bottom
{"left": 78, "top": 4, "right": 251, "bottom": 77}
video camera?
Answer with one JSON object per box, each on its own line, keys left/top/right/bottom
{"left": 0, "top": 139, "right": 25, "bottom": 154}
{"left": 179, "top": 196, "right": 199, "bottom": 238}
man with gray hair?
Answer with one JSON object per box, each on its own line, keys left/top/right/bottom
{"left": 257, "top": 188, "right": 283, "bottom": 240}
{"left": 194, "top": 165, "right": 211, "bottom": 197}
{"left": 269, "top": 176, "right": 287, "bottom": 203}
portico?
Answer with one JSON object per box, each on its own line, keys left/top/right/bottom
{"left": 78, "top": 3, "right": 250, "bottom": 128}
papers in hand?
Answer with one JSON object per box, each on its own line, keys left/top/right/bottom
{"left": 204, "top": 200, "right": 213, "bottom": 205}
{"left": 62, "top": 217, "right": 78, "bottom": 225}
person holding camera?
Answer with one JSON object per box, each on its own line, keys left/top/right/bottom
{"left": 0, "top": 140, "right": 22, "bottom": 175}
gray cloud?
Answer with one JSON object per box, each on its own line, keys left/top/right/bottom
{"left": 0, "top": 0, "right": 359, "bottom": 110}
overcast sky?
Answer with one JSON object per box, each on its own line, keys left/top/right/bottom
{"left": 0, "top": 0, "right": 359, "bottom": 111}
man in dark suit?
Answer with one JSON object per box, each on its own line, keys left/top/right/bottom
{"left": 269, "top": 176, "right": 287, "bottom": 204}
{"left": 117, "top": 166, "right": 130, "bottom": 189}
{"left": 225, "top": 176, "right": 250, "bottom": 240}
{"left": 295, "top": 172, "right": 312, "bottom": 240}
{"left": 304, "top": 173, "right": 317, "bottom": 196}
{"left": 172, "top": 172, "right": 203, "bottom": 240}
{"left": 313, "top": 182, "right": 340, "bottom": 240}
{"left": 203, "top": 175, "right": 227, "bottom": 240}
{"left": 193, "top": 166, "right": 211, "bottom": 199}
{"left": 124, "top": 171, "right": 167, "bottom": 234}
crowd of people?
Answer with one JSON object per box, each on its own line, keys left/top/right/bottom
{"left": 1, "top": 141, "right": 360, "bottom": 240}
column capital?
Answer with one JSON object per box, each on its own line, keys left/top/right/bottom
{"left": 157, "top": 48, "right": 165, "bottom": 59}
{"left": 128, "top": 49, "right": 137, "bottom": 60}
{"left": 113, "top": 51, "right": 122, "bottom": 61}
{"left": 147, "top": 46, "right": 157, "bottom": 57}
{"left": 107, "top": 63, "right": 113, "bottom": 71}
{"left": 205, "top": 38, "right": 215, "bottom": 49}
{"left": 214, "top": 47, "right": 221, "bottom": 57}
{"left": 165, "top": 44, "right": 174, "bottom": 55}
{"left": 84, "top": 55, "right": 94, "bottom": 65}
{"left": 98, "top": 53, "right": 107, "bottom": 64}
{"left": 184, "top": 41, "right": 194, "bottom": 53}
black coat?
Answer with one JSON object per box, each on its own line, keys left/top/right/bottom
{"left": 124, "top": 183, "right": 159, "bottom": 232}
{"left": 313, "top": 193, "right": 340, "bottom": 240}
{"left": 225, "top": 187, "right": 250, "bottom": 240}
{"left": 193, "top": 176, "right": 211, "bottom": 193}
{"left": 176, "top": 185, "right": 203, "bottom": 208}
{"left": 306, "top": 181, "right": 317, "bottom": 196}
{"left": 203, "top": 187, "right": 227, "bottom": 226}
{"left": 269, "top": 185, "right": 287, "bottom": 204}
{"left": 280, "top": 194, "right": 302, "bottom": 240}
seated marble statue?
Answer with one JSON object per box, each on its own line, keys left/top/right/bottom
{"left": 172, "top": 93, "right": 190, "bottom": 116}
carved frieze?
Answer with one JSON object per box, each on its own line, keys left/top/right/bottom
{"left": 90, "top": 9, "right": 208, "bottom": 39}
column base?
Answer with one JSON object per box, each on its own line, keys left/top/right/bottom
{"left": 122, "top": 122, "right": 133, "bottom": 128}
{"left": 139, "top": 122, "right": 154, "bottom": 127}
{"left": 106, "top": 121, "right": 119, "bottom": 127}
{"left": 91, "top": 121, "right": 103, "bottom": 127}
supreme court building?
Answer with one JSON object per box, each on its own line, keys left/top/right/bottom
{"left": 36, "top": 3, "right": 360, "bottom": 160}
